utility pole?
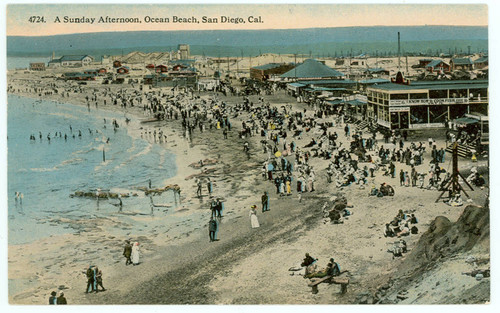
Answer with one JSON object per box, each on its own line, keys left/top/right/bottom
{"left": 397, "top": 32, "right": 401, "bottom": 71}
{"left": 294, "top": 53, "right": 297, "bottom": 80}
{"left": 405, "top": 55, "right": 409, "bottom": 74}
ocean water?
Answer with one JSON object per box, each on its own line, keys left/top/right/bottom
{"left": 7, "top": 56, "right": 51, "bottom": 70}
{"left": 7, "top": 95, "right": 186, "bottom": 245}
{"left": 7, "top": 26, "right": 488, "bottom": 58}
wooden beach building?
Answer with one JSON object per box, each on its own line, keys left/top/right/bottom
{"left": 48, "top": 55, "right": 94, "bottom": 68}
{"left": 250, "top": 63, "right": 295, "bottom": 81}
{"left": 425, "top": 60, "right": 451, "bottom": 73}
{"left": 450, "top": 58, "right": 474, "bottom": 71}
{"left": 365, "top": 79, "right": 488, "bottom": 130}
{"left": 29, "top": 62, "right": 46, "bottom": 71}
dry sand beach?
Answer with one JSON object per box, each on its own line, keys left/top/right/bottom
{"left": 6, "top": 58, "right": 490, "bottom": 304}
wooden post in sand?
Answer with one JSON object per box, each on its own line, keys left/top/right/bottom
{"left": 435, "top": 143, "right": 474, "bottom": 202}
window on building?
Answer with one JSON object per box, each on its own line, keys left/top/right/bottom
{"left": 410, "top": 106, "right": 428, "bottom": 124}
{"left": 390, "top": 93, "right": 409, "bottom": 100}
{"left": 449, "top": 89, "right": 467, "bottom": 98}
{"left": 410, "top": 93, "right": 427, "bottom": 99}
{"left": 449, "top": 104, "right": 467, "bottom": 120}
{"left": 428, "top": 105, "right": 447, "bottom": 123}
{"left": 428, "top": 90, "right": 447, "bottom": 99}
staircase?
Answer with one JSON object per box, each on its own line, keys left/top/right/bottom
{"left": 355, "top": 120, "right": 369, "bottom": 132}
{"left": 445, "top": 143, "right": 476, "bottom": 158}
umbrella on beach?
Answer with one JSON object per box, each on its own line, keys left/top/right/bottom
{"left": 275, "top": 151, "right": 282, "bottom": 157}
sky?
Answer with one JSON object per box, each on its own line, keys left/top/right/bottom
{"left": 6, "top": 3, "right": 488, "bottom": 37}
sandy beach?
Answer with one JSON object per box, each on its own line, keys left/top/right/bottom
{"left": 6, "top": 65, "right": 489, "bottom": 305}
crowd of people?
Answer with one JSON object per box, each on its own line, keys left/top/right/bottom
{"left": 7, "top": 71, "right": 487, "bottom": 303}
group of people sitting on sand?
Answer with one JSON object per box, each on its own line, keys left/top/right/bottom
{"left": 322, "top": 195, "right": 353, "bottom": 224}
{"left": 368, "top": 183, "right": 395, "bottom": 197}
{"left": 289, "top": 253, "right": 342, "bottom": 279}
{"left": 384, "top": 209, "right": 419, "bottom": 238}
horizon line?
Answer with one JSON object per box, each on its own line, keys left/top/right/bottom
{"left": 7, "top": 24, "right": 488, "bottom": 38}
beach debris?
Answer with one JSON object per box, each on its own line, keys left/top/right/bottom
{"left": 189, "top": 158, "right": 218, "bottom": 168}
{"left": 137, "top": 184, "right": 181, "bottom": 195}
{"left": 70, "top": 191, "right": 137, "bottom": 199}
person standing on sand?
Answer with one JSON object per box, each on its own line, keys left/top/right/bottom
{"left": 85, "top": 265, "right": 96, "bottom": 293}
{"left": 123, "top": 240, "right": 132, "bottom": 265}
{"left": 196, "top": 178, "right": 202, "bottom": 197}
{"left": 209, "top": 217, "right": 218, "bottom": 242}
{"left": 207, "top": 177, "right": 213, "bottom": 195}
{"left": 95, "top": 269, "right": 106, "bottom": 292}
{"left": 57, "top": 291, "right": 67, "bottom": 304}
{"left": 49, "top": 291, "right": 57, "bottom": 304}
{"left": 131, "top": 242, "right": 140, "bottom": 265}
{"left": 261, "top": 192, "right": 269, "bottom": 212}
{"left": 250, "top": 205, "right": 260, "bottom": 228}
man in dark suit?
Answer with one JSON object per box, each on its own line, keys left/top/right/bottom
{"left": 57, "top": 292, "right": 67, "bottom": 304}
{"left": 123, "top": 240, "right": 132, "bottom": 265}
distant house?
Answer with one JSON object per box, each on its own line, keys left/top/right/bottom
{"left": 350, "top": 58, "right": 367, "bottom": 67}
{"left": 155, "top": 65, "right": 168, "bottom": 73}
{"left": 450, "top": 58, "right": 474, "bottom": 71}
{"left": 250, "top": 63, "right": 295, "bottom": 81}
{"left": 425, "top": 59, "right": 450, "bottom": 73}
{"left": 474, "top": 56, "right": 488, "bottom": 69}
{"left": 29, "top": 62, "right": 46, "bottom": 71}
{"left": 418, "top": 59, "right": 433, "bottom": 67}
{"left": 365, "top": 68, "right": 390, "bottom": 76}
{"left": 169, "top": 66, "right": 197, "bottom": 77}
{"left": 117, "top": 66, "right": 129, "bottom": 74}
{"left": 50, "top": 55, "right": 94, "bottom": 67}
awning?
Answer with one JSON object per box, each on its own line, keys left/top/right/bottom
{"left": 453, "top": 117, "right": 479, "bottom": 125}
{"left": 288, "top": 82, "right": 306, "bottom": 89}
{"left": 325, "top": 99, "right": 344, "bottom": 105}
{"left": 345, "top": 100, "right": 366, "bottom": 106}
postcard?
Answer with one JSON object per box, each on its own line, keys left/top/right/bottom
{"left": 4, "top": 2, "right": 490, "bottom": 306}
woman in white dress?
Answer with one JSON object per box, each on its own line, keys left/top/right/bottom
{"left": 131, "top": 242, "right": 140, "bottom": 265}
{"left": 249, "top": 205, "right": 260, "bottom": 228}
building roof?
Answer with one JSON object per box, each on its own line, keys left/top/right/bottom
{"left": 359, "top": 78, "right": 390, "bottom": 84}
{"left": 60, "top": 55, "right": 93, "bottom": 62}
{"left": 345, "top": 99, "right": 366, "bottom": 106}
{"left": 454, "top": 117, "right": 479, "bottom": 125}
{"left": 325, "top": 99, "right": 344, "bottom": 105}
{"left": 281, "top": 59, "right": 344, "bottom": 78}
{"left": 310, "top": 87, "right": 347, "bottom": 91}
{"left": 474, "top": 56, "right": 488, "bottom": 64}
{"left": 169, "top": 59, "right": 196, "bottom": 66}
{"left": 369, "top": 80, "right": 488, "bottom": 92}
{"left": 451, "top": 58, "right": 473, "bottom": 65}
{"left": 426, "top": 59, "right": 448, "bottom": 68}
{"left": 297, "top": 79, "right": 356, "bottom": 86}
{"left": 288, "top": 82, "right": 306, "bottom": 88}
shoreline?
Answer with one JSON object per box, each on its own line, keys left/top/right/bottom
{"left": 6, "top": 72, "right": 489, "bottom": 304}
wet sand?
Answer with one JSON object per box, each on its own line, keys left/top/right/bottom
{"left": 7, "top": 70, "right": 489, "bottom": 304}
